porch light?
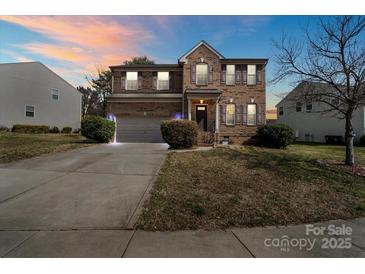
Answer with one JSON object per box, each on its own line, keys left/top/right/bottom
{"left": 200, "top": 99, "right": 204, "bottom": 104}
{"left": 229, "top": 97, "right": 233, "bottom": 103}
{"left": 250, "top": 97, "right": 255, "bottom": 103}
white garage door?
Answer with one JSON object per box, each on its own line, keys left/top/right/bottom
{"left": 116, "top": 116, "right": 165, "bottom": 143}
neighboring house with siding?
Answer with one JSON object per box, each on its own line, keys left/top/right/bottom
{"left": 276, "top": 81, "right": 365, "bottom": 143}
{"left": 0, "top": 62, "right": 81, "bottom": 130}
{"left": 107, "top": 40, "right": 268, "bottom": 144}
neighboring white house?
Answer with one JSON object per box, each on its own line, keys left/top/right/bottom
{"left": 0, "top": 62, "right": 81, "bottom": 130}
{"left": 276, "top": 82, "right": 365, "bottom": 143}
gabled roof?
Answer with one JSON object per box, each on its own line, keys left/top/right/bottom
{"left": 275, "top": 81, "right": 337, "bottom": 107}
{"left": 0, "top": 61, "right": 77, "bottom": 90}
{"left": 178, "top": 40, "right": 225, "bottom": 63}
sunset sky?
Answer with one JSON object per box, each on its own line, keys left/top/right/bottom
{"left": 0, "top": 15, "right": 318, "bottom": 113}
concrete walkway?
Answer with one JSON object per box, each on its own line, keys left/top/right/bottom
{"left": 0, "top": 144, "right": 364, "bottom": 257}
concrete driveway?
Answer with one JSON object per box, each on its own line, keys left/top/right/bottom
{"left": 0, "top": 143, "right": 168, "bottom": 257}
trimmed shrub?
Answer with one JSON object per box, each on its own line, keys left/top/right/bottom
{"left": 0, "top": 125, "right": 9, "bottom": 132}
{"left": 358, "top": 135, "right": 365, "bottom": 146}
{"left": 81, "top": 115, "right": 115, "bottom": 143}
{"left": 73, "top": 128, "right": 81, "bottom": 134}
{"left": 49, "top": 126, "right": 60, "bottom": 133}
{"left": 160, "top": 119, "right": 198, "bottom": 149}
{"left": 61, "top": 126, "right": 72, "bottom": 134}
{"left": 12, "top": 124, "right": 49, "bottom": 134}
{"left": 256, "top": 124, "right": 295, "bottom": 149}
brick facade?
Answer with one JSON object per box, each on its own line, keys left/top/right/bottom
{"left": 107, "top": 102, "right": 181, "bottom": 118}
{"left": 107, "top": 41, "right": 267, "bottom": 144}
{"left": 182, "top": 44, "right": 266, "bottom": 144}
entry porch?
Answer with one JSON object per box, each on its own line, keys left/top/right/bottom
{"left": 185, "top": 89, "right": 221, "bottom": 145}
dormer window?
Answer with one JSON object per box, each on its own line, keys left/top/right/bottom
{"left": 196, "top": 63, "right": 208, "bottom": 85}
{"left": 126, "top": 71, "right": 138, "bottom": 90}
{"left": 226, "top": 65, "right": 235, "bottom": 85}
{"left": 157, "top": 72, "right": 169, "bottom": 90}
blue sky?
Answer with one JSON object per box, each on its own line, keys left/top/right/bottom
{"left": 0, "top": 16, "right": 320, "bottom": 110}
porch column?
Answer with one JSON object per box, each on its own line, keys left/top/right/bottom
{"left": 188, "top": 98, "right": 192, "bottom": 120}
{"left": 215, "top": 100, "right": 219, "bottom": 132}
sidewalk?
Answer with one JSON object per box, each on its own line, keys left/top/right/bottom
{"left": 1, "top": 218, "right": 364, "bottom": 258}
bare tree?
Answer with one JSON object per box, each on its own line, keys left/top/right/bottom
{"left": 77, "top": 86, "right": 102, "bottom": 118}
{"left": 272, "top": 16, "right": 365, "bottom": 166}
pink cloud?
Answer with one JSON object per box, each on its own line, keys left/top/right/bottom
{"left": 0, "top": 16, "right": 155, "bottom": 84}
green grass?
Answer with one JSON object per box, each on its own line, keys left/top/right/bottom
{"left": 138, "top": 143, "right": 365, "bottom": 231}
{"left": 287, "top": 142, "right": 365, "bottom": 165}
{"left": 0, "top": 132, "right": 94, "bottom": 164}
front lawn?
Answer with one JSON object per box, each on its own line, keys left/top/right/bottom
{"left": 0, "top": 132, "right": 94, "bottom": 164}
{"left": 138, "top": 144, "right": 365, "bottom": 231}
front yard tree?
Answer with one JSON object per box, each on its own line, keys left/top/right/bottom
{"left": 272, "top": 16, "right": 365, "bottom": 166}
{"left": 86, "top": 68, "right": 112, "bottom": 116}
{"left": 77, "top": 86, "right": 100, "bottom": 117}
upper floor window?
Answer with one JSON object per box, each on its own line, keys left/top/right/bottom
{"left": 126, "top": 71, "right": 138, "bottom": 90}
{"left": 226, "top": 65, "right": 235, "bottom": 85}
{"left": 247, "top": 65, "right": 256, "bottom": 85}
{"left": 25, "top": 105, "right": 35, "bottom": 118}
{"left": 196, "top": 63, "right": 208, "bottom": 85}
{"left": 278, "top": 106, "right": 284, "bottom": 116}
{"left": 51, "top": 89, "right": 59, "bottom": 100}
{"left": 247, "top": 104, "right": 257, "bottom": 125}
{"left": 226, "top": 104, "right": 235, "bottom": 126}
{"left": 306, "top": 103, "right": 312, "bottom": 112}
{"left": 296, "top": 102, "right": 302, "bottom": 112}
{"left": 157, "top": 72, "right": 169, "bottom": 90}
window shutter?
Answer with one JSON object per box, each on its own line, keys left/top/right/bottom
{"left": 220, "top": 104, "right": 226, "bottom": 124}
{"left": 191, "top": 63, "right": 196, "bottom": 84}
{"left": 208, "top": 64, "right": 213, "bottom": 83}
{"left": 169, "top": 72, "right": 173, "bottom": 90}
{"left": 221, "top": 64, "right": 226, "bottom": 84}
{"left": 257, "top": 104, "right": 264, "bottom": 125}
{"left": 235, "top": 105, "right": 242, "bottom": 125}
{"left": 242, "top": 104, "right": 247, "bottom": 125}
{"left": 242, "top": 65, "right": 247, "bottom": 84}
{"left": 152, "top": 72, "right": 157, "bottom": 90}
{"left": 235, "top": 65, "right": 241, "bottom": 85}
{"left": 138, "top": 72, "right": 143, "bottom": 89}
{"left": 257, "top": 65, "right": 262, "bottom": 84}
{"left": 121, "top": 76, "right": 126, "bottom": 90}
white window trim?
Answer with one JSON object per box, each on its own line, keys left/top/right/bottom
{"left": 126, "top": 71, "right": 138, "bottom": 90}
{"left": 25, "top": 105, "right": 35, "bottom": 118}
{"left": 225, "top": 104, "right": 235, "bottom": 126}
{"left": 196, "top": 63, "right": 208, "bottom": 85}
{"left": 247, "top": 103, "right": 257, "bottom": 126}
{"left": 157, "top": 71, "right": 169, "bottom": 91}
{"left": 247, "top": 64, "right": 257, "bottom": 85}
{"left": 51, "top": 88, "right": 59, "bottom": 100}
{"left": 226, "top": 65, "right": 235, "bottom": 85}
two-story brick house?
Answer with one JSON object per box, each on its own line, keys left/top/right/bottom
{"left": 106, "top": 40, "right": 268, "bottom": 144}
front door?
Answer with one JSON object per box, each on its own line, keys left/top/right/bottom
{"left": 196, "top": 105, "right": 208, "bottom": 131}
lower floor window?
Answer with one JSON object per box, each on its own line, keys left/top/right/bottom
{"left": 247, "top": 104, "right": 257, "bottom": 125}
{"left": 25, "top": 105, "right": 35, "bottom": 117}
{"left": 226, "top": 104, "right": 235, "bottom": 125}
